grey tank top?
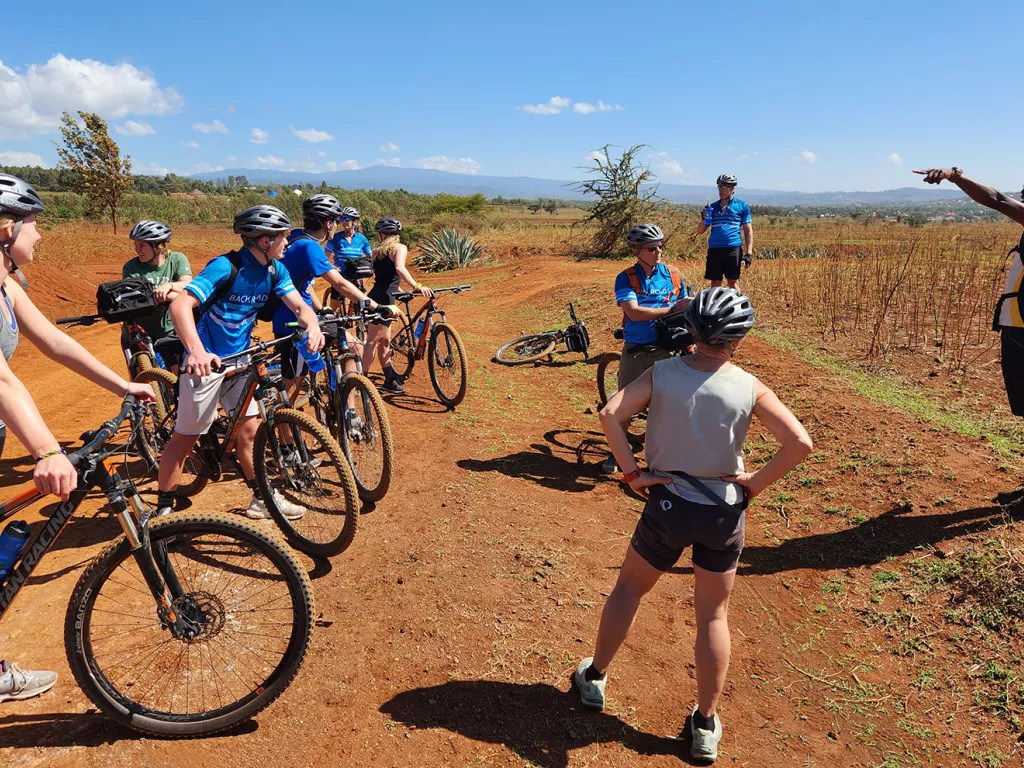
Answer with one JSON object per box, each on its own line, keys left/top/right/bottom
{"left": 0, "top": 286, "right": 18, "bottom": 431}
{"left": 644, "top": 357, "right": 756, "bottom": 505}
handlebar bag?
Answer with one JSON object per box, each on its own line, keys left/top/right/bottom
{"left": 96, "top": 278, "right": 157, "bottom": 323}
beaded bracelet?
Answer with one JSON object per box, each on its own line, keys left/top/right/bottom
{"left": 35, "top": 449, "right": 66, "bottom": 463}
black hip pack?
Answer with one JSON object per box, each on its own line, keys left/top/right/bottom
{"left": 343, "top": 256, "right": 374, "bottom": 281}
{"left": 96, "top": 278, "right": 157, "bottom": 323}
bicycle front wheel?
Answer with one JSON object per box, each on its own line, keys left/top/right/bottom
{"left": 254, "top": 408, "right": 360, "bottom": 557}
{"left": 389, "top": 316, "right": 416, "bottom": 381}
{"left": 494, "top": 334, "right": 557, "bottom": 365}
{"left": 428, "top": 322, "right": 468, "bottom": 408}
{"left": 336, "top": 373, "right": 395, "bottom": 502}
{"left": 64, "top": 511, "right": 314, "bottom": 738}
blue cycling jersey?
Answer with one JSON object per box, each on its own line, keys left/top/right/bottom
{"left": 184, "top": 248, "right": 296, "bottom": 357}
{"left": 272, "top": 230, "right": 336, "bottom": 335}
{"left": 706, "top": 198, "right": 752, "bottom": 248}
{"left": 614, "top": 263, "right": 680, "bottom": 345}
{"left": 326, "top": 231, "right": 372, "bottom": 266}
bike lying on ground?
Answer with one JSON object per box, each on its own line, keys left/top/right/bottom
{"left": 134, "top": 332, "right": 361, "bottom": 557}
{"left": 389, "top": 284, "right": 472, "bottom": 409}
{"left": 0, "top": 396, "right": 314, "bottom": 737}
{"left": 292, "top": 303, "right": 396, "bottom": 502}
{"left": 494, "top": 302, "right": 591, "bottom": 365}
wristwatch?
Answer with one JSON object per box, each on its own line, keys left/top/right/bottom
{"left": 951, "top": 167, "right": 964, "bottom": 179}
{"left": 621, "top": 468, "right": 642, "bottom": 484}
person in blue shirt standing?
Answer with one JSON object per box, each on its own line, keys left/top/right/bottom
{"left": 272, "top": 195, "right": 381, "bottom": 404}
{"left": 697, "top": 174, "right": 754, "bottom": 289}
{"left": 600, "top": 223, "right": 691, "bottom": 474}
{"left": 325, "top": 206, "right": 373, "bottom": 291}
{"left": 155, "top": 205, "right": 325, "bottom": 521}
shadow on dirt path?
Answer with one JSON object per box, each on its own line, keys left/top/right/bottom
{"left": 0, "top": 712, "right": 257, "bottom": 748}
{"left": 380, "top": 679, "right": 709, "bottom": 768}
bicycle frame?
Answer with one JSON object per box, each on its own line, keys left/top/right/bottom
{"left": 394, "top": 285, "right": 471, "bottom": 360}
{"left": 0, "top": 405, "right": 192, "bottom": 637}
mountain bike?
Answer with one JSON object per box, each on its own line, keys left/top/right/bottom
{"left": 0, "top": 396, "right": 314, "bottom": 737}
{"left": 58, "top": 313, "right": 181, "bottom": 429}
{"left": 135, "top": 333, "right": 361, "bottom": 557}
{"left": 389, "top": 285, "right": 471, "bottom": 409}
{"left": 290, "top": 303, "right": 395, "bottom": 502}
{"left": 494, "top": 303, "right": 590, "bottom": 365}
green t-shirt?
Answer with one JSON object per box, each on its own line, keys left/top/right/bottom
{"left": 121, "top": 251, "right": 192, "bottom": 339}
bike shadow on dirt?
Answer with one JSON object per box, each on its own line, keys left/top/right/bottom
{"left": 0, "top": 712, "right": 257, "bottom": 748}
{"left": 379, "top": 392, "right": 448, "bottom": 414}
{"left": 668, "top": 501, "right": 1013, "bottom": 576}
{"left": 458, "top": 429, "right": 646, "bottom": 496}
{"left": 380, "top": 679, "right": 707, "bottom": 767}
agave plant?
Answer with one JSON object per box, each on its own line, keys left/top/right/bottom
{"left": 413, "top": 229, "right": 485, "bottom": 273}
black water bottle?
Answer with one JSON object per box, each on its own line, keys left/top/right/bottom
{"left": 0, "top": 520, "right": 31, "bottom": 581}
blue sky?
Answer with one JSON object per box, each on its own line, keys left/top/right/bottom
{"left": 1, "top": 0, "right": 1021, "bottom": 192}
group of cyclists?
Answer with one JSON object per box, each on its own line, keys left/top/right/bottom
{"left": 0, "top": 164, "right": 1021, "bottom": 764}
{"left": 0, "top": 173, "right": 430, "bottom": 704}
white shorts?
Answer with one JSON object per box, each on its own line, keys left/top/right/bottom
{"left": 174, "top": 366, "right": 259, "bottom": 435}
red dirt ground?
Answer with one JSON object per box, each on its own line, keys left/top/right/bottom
{"left": 1, "top": 232, "right": 1020, "bottom": 767}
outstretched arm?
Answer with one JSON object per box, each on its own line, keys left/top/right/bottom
{"left": 914, "top": 169, "right": 1024, "bottom": 226}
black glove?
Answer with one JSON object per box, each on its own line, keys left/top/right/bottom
{"left": 742, "top": 253, "right": 753, "bottom": 268}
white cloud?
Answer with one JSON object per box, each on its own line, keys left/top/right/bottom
{"left": 376, "top": 157, "right": 401, "bottom": 167}
{"left": 133, "top": 160, "right": 170, "bottom": 176}
{"left": 249, "top": 127, "right": 270, "bottom": 144}
{"left": 255, "top": 155, "right": 286, "bottom": 167}
{"left": 115, "top": 120, "right": 155, "bottom": 136}
{"left": 317, "top": 151, "right": 327, "bottom": 157}
{"left": 793, "top": 150, "right": 817, "bottom": 166}
{"left": 586, "top": 150, "right": 605, "bottom": 163}
{"left": 737, "top": 151, "right": 759, "bottom": 161}
{"left": 380, "top": 142, "right": 400, "bottom": 152}
{"left": 291, "top": 126, "right": 334, "bottom": 143}
{"left": 193, "top": 119, "right": 228, "bottom": 134}
{"left": 0, "top": 54, "right": 182, "bottom": 139}
{"left": 414, "top": 155, "right": 481, "bottom": 175}
{"left": 192, "top": 162, "right": 224, "bottom": 173}
{"left": 649, "top": 151, "right": 686, "bottom": 176}
{"left": 228, "top": 155, "right": 237, "bottom": 162}
{"left": 887, "top": 152, "right": 902, "bottom": 168}
{"left": 181, "top": 140, "right": 199, "bottom": 149}
{"left": 226, "top": 105, "right": 236, "bottom": 113}
{"left": 520, "top": 96, "right": 570, "bottom": 115}
{"left": 0, "top": 150, "right": 47, "bottom": 167}
{"left": 324, "top": 160, "right": 359, "bottom": 172}
{"left": 573, "top": 100, "right": 624, "bottom": 114}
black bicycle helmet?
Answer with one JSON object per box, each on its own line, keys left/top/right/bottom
{"left": 302, "top": 194, "right": 343, "bottom": 222}
{"left": 129, "top": 219, "right": 172, "bottom": 243}
{"left": 374, "top": 217, "right": 402, "bottom": 235}
{"left": 625, "top": 223, "right": 664, "bottom": 245}
{"left": 233, "top": 205, "right": 292, "bottom": 237}
{"left": 0, "top": 174, "right": 45, "bottom": 218}
{"left": 683, "top": 287, "right": 755, "bottom": 345}
{"left": 716, "top": 173, "right": 738, "bottom": 186}
{"left": 341, "top": 206, "right": 360, "bottom": 219}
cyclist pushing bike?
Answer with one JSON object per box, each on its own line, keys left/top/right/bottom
{"left": 272, "top": 195, "right": 382, "bottom": 404}
{"left": 600, "top": 223, "right": 691, "bottom": 475}
{"left": 0, "top": 174, "right": 155, "bottom": 703}
{"left": 122, "top": 219, "right": 192, "bottom": 372}
{"left": 365, "top": 217, "right": 432, "bottom": 394}
{"left": 154, "top": 205, "right": 325, "bottom": 522}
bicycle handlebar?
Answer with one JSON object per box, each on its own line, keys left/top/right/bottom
{"left": 393, "top": 284, "right": 472, "bottom": 302}
{"left": 68, "top": 396, "right": 139, "bottom": 467}
{"left": 214, "top": 332, "right": 302, "bottom": 369}
{"left": 56, "top": 313, "right": 102, "bottom": 327}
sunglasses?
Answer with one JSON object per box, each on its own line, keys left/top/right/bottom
{"left": 339, "top": 217, "right": 354, "bottom": 222}
{"left": 718, "top": 184, "right": 736, "bottom": 189}
{"left": 643, "top": 244, "right": 663, "bottom": 252}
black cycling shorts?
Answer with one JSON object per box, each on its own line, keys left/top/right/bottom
{"left": 1002, "top": 327, "right": 1024, "bottom": 417}
{"left": 631, "top": 484, "right": 745, "bottom": 572}
{"left": 705, "top": 246, "right": 743, "bottom": 281}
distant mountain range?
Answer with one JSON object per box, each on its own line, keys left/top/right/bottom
{"left": 189, "top": 165, "right": 967, "bottom": 207}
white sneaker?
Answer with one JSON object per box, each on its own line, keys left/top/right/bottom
{"left": 690, "top": 706, "right": 723, "bottom": 762}
{"left": 246, "top": 492, "right": 306, "bottom": 521}
{"left": 0, "top": 660, "right": 57, "bottom": 702}
{"left": 245, "top": 497, "right": 272, "bottom": 520}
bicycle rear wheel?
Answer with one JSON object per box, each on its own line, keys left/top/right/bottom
{"left": 133, "top": 368, "right": 177, "bottom": 427}
{"left": 428, "top": 322, "right": 468, "bottom": 409}
{"left": 253, "top": 408, "right": 360, "bottom": 557}
{"left": 494, "top": 334, "right": 557, "bottom": 365}
{"left": 336, "top": 373, "right": 394, "bottom": 502}
{"left": 596, "top": 352, "right": 621, "bottom": 407}
{"left": 64, "top": 511, "right": 314, "bottom": 738}
{"left": 389, "top": 316, "right": 416, "bottom": 381}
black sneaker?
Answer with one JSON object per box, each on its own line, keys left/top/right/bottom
{"left": 381, "top": 377, "right": 405, "bottom": 395}
{"left": 599, "top": 454, "right": 619, "bottom": 475}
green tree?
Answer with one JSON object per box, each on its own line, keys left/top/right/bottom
{"left": 54, "top": 111, "right": 134, "bottom": 233}
{"left": 572, "top": 144, "right": 661, "bottom": 257}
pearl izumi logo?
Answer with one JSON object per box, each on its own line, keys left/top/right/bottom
{"left": 660, "top": 498, "right": 672, "bottom": 512}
